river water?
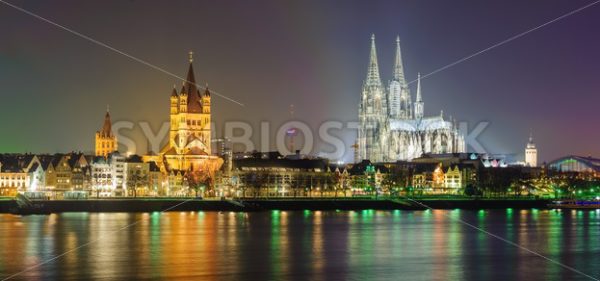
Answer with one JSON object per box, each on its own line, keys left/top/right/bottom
{"left": 0, "top": 209, "right": 599, "bottom": 280}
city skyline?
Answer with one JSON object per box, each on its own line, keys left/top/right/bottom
{"left": 1, "top": 2, "right": 600, "bottom": 280}
{"left": 1, "top": 1, "right": 600, "bottom": 163}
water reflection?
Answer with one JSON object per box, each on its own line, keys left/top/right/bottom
{"left": 0, "top": 210, "right": 598, "bottom": 280}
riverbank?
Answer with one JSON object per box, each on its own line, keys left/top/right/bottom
{"left": 0, "top": 198, "right": 552, "bottom": 214}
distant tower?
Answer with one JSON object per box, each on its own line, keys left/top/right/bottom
{"left": 525, "top": 133, "right": 537, "bottom": 167}
{"left": 288, "top": 104, "right": 296, "bottom": 153}
{"left": 95, "top": 106, "right": 117, "bottom": 157}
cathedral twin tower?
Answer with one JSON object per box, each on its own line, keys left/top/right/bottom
{"left": 358, "top": 35, "right": 465, "bottom": 162}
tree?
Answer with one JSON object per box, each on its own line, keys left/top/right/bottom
{"left": 464, "top": 183, "right": 482, "bottom": 197}
{"left": 331, "top": 172, "right": 342, "bottom": 197}
{"left": 187, "top": 170, "right": 212, "bottom": 198}
{"left": 186, "top": 159, "right": 223, "bottom": 198}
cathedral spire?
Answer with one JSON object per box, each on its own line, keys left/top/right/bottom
{"left": 393, "top": 36, "right": 406, "bottom": 87}
{"left": 365, "top": 34, "right": 382, "bottom": 87}
{"left": 414, "top": 73, "right": 424, "bottom": 119}
{"left": 416, "top": 72, "right": 422, "bottom": 102}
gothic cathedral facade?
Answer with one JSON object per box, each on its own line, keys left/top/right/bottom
{"left": 358, "top": 35, "right": 465, "bottom": 162}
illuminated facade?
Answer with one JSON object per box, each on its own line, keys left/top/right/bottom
{"left": 444, "top": 166, "right": 462, "bottom": 189}
{"left": 95, "top": 109, "right": 117, "bottom": 157}
{"left": 158, "top": 52, "right": 223, "bottom": 172}
{"left": 90, "top": 152, "right": 125, "bottom": 196}
{"left": 357, "top": 35, "right": 465, "bottom": 162}
{"left": 0, "top": 155, "right": 31, "bottom": 196}
{"left": 411, "top": 162, "right": 466, "bottom": 193}
{"left": 525, "top": 134, "right": 537, "bottom": 167}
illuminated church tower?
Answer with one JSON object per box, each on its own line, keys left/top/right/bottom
{"left": 160, "top": 52, "right": 221, "bottom": 172}
{"left": 525, "top": 133, "right": 537, "bottom": 167}
{"left": 95, "top": 107, "right": 117, "bottom": 157}
{"left": 358, "top": 34, "right": 388, "bottom": 162}
{"left": 388, "top": 36, "right": 411, "bottom": 119}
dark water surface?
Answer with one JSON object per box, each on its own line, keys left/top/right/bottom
{"left": 0, "top": 209, "right": 599, "bottom": 280}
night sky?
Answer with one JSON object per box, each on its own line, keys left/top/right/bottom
{"left": 1, "top": 0, "right": 599, "bottom": 163}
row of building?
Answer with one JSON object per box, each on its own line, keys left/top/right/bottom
{"left": 0, "top": 153, "right": 162, "bottom": 197}
{"left": 2, "top": 148, "right": 598, "bottom": 199}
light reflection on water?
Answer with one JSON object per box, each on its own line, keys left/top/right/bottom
{"left": 0, "top": 210, "right": 599, "bottom": 281}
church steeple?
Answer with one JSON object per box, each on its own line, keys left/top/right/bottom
{"left": 184, "top": 51, "right": 203, "bottom": 113}
{"left": 100, "top": 107, "right": 113, "bottom": 137}
{"left": 414, "top": 73, "right": 424, "bottom": 119}
{"left": 185, "top": 51, "right": 197, "bottom": 93}
{"left": 365, "top": 34, "right": 382, "bottom": 88}
{"left": 95, "top": 107, "right": 117, "bottom": 157}
{"left": 392, "top": 36, "right": 406, "bottom": 87}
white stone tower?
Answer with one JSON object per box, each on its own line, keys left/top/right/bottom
{"left": 358, "top": 34, "right": 387, "bottom": 162}
{"left": 525, "top": 133, "right": 537, "bottom": 167}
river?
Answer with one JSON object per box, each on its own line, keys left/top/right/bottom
{"left": 0, "top": 209, "right": 598, "bottom": 280}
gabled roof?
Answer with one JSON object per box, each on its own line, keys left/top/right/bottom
{"left": 36, "top": 155, "right": 57, "bottom": 170}
{"left": 29, "top": 162, "right": 40, "bottom": 172}
{"left": 389, "top": 116, "right": 452, "bottom": 131}
{"left": 67, "top": 153, "right": 87, "bottom": 168}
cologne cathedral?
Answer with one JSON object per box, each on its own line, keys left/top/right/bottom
{"left": 357, "top": 35, "right": 465, "bottom": 162}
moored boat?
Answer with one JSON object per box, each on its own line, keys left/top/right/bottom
{"left": 548, "top": 199, "right": 600, "bottom": 209}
